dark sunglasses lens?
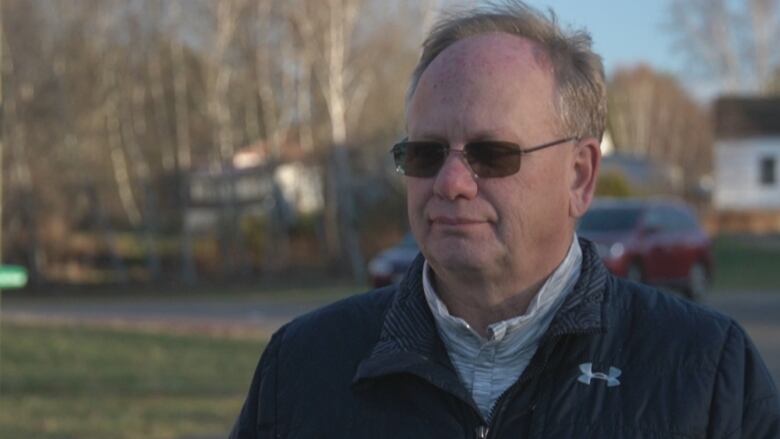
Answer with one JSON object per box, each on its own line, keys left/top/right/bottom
{"left": 466, "top": 142, "right": 522, "bottom": 177}
{"left": 394, "top": 142, "right": 446, "bottom": 177}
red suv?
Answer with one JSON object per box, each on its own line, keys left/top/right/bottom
{"left": 577, "top": 199, "right": 713, "bottom": 300}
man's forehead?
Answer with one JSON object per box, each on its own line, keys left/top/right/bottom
{"left": 420, "top": 32, "right": 553, "bottom": 86}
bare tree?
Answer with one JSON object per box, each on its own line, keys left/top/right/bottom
{"left": 0, "top": 0, "right": 430, "bottom": 283}
{"left": 205, "top": 0, "right": 249, "bottom": 276}
{"left": 169, "top": 4, "right": 193, "bottom": 171}
{"left": 100, "top": 23, "right": 143, "bottom": 226}
{"left": 669, "top": 0, "right": 780, "bottom": 93}
{"left": 206, "top": 0, "right": 244, "bottom": 166}
{"left": 768, "top": 66, "right": 780, "bottom": 94}
{"left": 0, "top": 0, "right": 5, "bottom": 276}
{"left": 144, "top": 0, "right": 176, "bottom": 173}
{"left": 286, "top": 0, "right": 376, "bottom": 280}
{"left": 254, "top": 1, "right": 296, "bottom": 156}
{"left": 608, "top": 65, "right": 713, "bottom": 195}
{"left": 245, "top": 0, "right": 300, "bottom": 270}
{"left": 749, "top": 0, "right": 778, "bottom": 91}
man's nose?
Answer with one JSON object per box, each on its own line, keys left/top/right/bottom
{"left": 432, "top": 149, "right": 479, "bottom": 200}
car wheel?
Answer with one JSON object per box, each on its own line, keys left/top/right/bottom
{"left": 626, "top": 262, "right": 643, "bottom": 284}
{"left": 686, "top": 262, "right": 709, "bottom": 301}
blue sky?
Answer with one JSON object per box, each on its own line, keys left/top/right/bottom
{"left": 520, "top": 1, "right": 724, "bottom": 99}
{"left": 525, "top": 0, "right": 680, "bottom": 76}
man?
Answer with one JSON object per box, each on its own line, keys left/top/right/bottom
{"left": 231, "top": 2, "right": 779, "bottom": 438}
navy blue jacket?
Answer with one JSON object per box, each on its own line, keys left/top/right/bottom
{"left": 230, "top": 239, "right": 780, "bottom": 438}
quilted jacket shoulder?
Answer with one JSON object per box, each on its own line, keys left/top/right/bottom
{"left": 230, "top": 241, "right": 780, "bottom": 439}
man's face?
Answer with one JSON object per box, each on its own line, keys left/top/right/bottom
{"left": 405, "top": 33, "right": 579, "bottom": 280}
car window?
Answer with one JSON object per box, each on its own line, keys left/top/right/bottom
{"left": 644, "top": 205, "right": 699, "bottom": 232}
{"left": 643, "top": 208, "right": 665, "bottom": 231}
{"left": 578, "top": 207, "right": 642, "bottom": 233}
{"left": 666, "top": 207, "right": 699, "bottom": 231}
{"left": 661, "top": 207, "right": 680, "bottom": 231}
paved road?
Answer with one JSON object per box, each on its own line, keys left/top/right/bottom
{"left": 701, "top": 292, "right": 780, "bottom": 383}
{"left": 3, "top": 291, "right": 780, "bottom": 382}
{"left": 1, "top": 295, "right": 327, "bottom": 336}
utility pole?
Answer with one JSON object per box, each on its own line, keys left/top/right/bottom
{"left": 0, "top": 0, "right": 30, "bottom": 391}
{"left": 1, "top": 0, "right": 5, "bottom": 285}
{"left": 1, "top": 0, "right": 6, "bottom": 393}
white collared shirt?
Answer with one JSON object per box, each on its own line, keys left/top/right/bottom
{"left": 422, "top": 235, "right": 582, "bottom": 420}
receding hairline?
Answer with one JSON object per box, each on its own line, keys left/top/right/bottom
{"left": 408, "top": 32, "right": 556, "bottom": 98}
{"left": 405, "top": 1, "right": 607, "bottom": 140}
{"left": 405, "top": 32, "right": 562, "bottom": 137}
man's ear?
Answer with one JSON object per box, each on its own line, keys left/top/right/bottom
{"left": 569, "top": 138, "right": 601, "bottom": 218}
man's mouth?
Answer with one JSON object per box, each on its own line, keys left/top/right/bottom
{"left": 429, "top": 216, "right": 486, "bottom": 226}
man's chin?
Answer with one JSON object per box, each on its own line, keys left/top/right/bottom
{"left": 423, "top": 243, "right": 497, "bottom": 275}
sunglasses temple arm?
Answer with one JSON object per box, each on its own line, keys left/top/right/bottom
{"left": 522, "top": 137, "right": 576, "bottom": 154}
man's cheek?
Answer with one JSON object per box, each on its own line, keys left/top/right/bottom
{"left": 406, "top": 190, "right": 426, "bottom": 220}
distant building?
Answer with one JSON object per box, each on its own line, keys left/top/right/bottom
{"left": 600, "top": 152, "right": 679, "bottom": 195}
{"left": 600, "top": 130, "right": 614, "bottom": 156}
{"left": 185, "top": 142, "right": 323, "bottom": 233}
{"left": 713, "top": 96, "right": 780, "bottom": 232}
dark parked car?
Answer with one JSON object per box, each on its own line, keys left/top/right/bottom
{"left": 368, "top": 233, "right": 419, "bottom": 288}
{"left": 577, "top": 198, "right": 713, "bottom": 300}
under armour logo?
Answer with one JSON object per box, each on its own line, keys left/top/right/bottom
{"left": 578, "top": 363, "right": 621, "bottom": 387}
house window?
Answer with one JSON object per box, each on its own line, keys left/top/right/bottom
{"left": 760, "top": 156, "right": 777, "bottom": 186}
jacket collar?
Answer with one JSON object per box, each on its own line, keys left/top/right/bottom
{"left": 546, "top": 237, "right": 609, "bottom": 337}
{"left": 353, "top": 238, "right": 609, "bottom": 391}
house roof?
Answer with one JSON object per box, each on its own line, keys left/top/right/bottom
{"left": 714, "top": 96, "right": 780, "bottom": 139}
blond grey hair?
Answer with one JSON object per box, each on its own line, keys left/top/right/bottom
{"left": 408, "top": 1, "right": 607, "bottom": 141}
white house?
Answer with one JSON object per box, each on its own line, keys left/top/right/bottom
{"left": 713, "top": 97, "right": 780, "bottom": 211}
{"left": 184, "top": 142, "right": 324, "bottom": 233}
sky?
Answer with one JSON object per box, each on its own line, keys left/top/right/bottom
{"left": 525, "top": 0, "right": 680, "bottom": 75}
{"left": 517, "top": 0, "right": 725, "bottom": 100}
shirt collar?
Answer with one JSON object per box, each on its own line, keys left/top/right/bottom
{"left": 353, "top": 237, "right": 607, "bottom": 388}
{"left": 422, "top": 234, "right": 582, "bottom": 345}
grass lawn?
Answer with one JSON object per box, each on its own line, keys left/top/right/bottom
{"left": 0, "top": 322, "right": 265, "bottom": 439}
{"left": 712, "top": 235, "right": 780, "bottom": 292}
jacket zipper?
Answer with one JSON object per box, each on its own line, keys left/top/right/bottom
{"left": 480, "top": 335, "right": 560, "bottom": 439}
{"left": 481, "top": 367, "right": 542, "bottom": 438}
{"left": 480, "top": 328, "right": 602, "bottom": 438}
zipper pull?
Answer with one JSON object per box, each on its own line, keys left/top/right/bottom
{"left": 475, "top": 425, "right": 489, "bottom": 438}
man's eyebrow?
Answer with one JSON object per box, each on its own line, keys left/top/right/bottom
{"left": 468, "top": 130, "right": 523, "bottom": 144}
{"left": 409, "top": 132, "right": 447, "bottom": 142}
{"left": 408, "top": 130, "right": 523, "bottom": 144}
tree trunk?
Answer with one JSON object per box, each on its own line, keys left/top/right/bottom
{"left": 170, "top": 0, "right": 196, "bottom": 283}
{"left": 319, "top": 0, "right": 365, "bottom": 281}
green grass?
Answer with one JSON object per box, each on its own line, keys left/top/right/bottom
{"left": 712, "top": 235, "right": 780, "bottom": 292}
{"left": 0, "top": 322, "right": 265, "bottom": 439}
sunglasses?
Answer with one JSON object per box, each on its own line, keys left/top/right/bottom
{"left": 391, "top": 137, "right": 576, "bottom": 178}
